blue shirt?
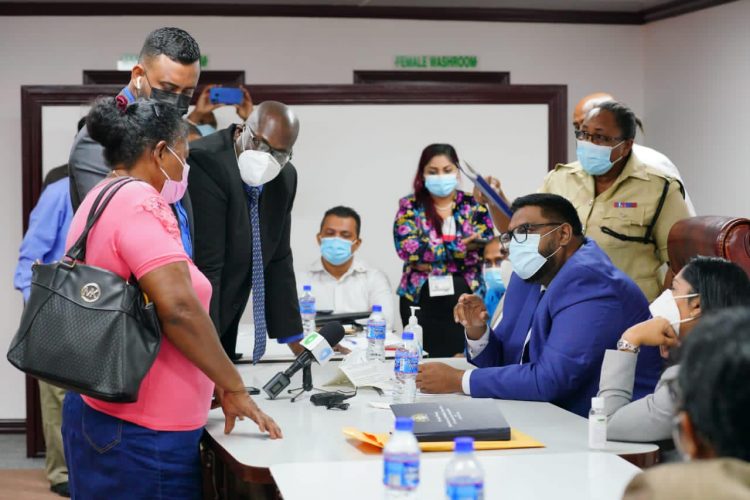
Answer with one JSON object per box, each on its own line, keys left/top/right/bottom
{"left": 14, "top": 178, "right": 74, "bottom": 301}
{"left": 468, "top": 238, "right": 662, "bottom": 417}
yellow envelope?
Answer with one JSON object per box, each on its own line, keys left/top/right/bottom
{"left": 343, "top": 427, "right": 544, "bottom": 452}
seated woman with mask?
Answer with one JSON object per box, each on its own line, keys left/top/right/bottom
{"left": 623, "top": 307, "right": 750, "bottom": 499}
{"left": 597, "top": 256, "right": 750, "bottom": 444}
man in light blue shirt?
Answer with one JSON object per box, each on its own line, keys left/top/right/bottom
{"left": 14, "top": 171, "right": 73, "bottom": 497}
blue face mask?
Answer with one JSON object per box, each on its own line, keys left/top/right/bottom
{"left": 196, "top": 124, "right": 217, "bottom": 137}
{"left": 576, "top": 139, "right": 625, "bottom": 176}
{"left": 483, "top": 267, "right": 506, "bottom": 293}
{"left": 424, "top": 174, "right": 458, "bottom": 197}
{"left": 508, "top": 226, "right": 562, "bottom": 280}
{"left": 320, "top": 237, "right": 354, "bottom": 266}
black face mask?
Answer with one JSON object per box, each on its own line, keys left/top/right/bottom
{"left": 149, "top": 87, "right": 191, "bottom": 116}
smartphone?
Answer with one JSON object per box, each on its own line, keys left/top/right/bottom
{"left": 245, "top": 386, "right": 260, "bottom": 395}
{"left": 209, "top": 87, "right": 243, "bottom": 105}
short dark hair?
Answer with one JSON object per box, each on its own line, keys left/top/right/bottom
{"left": 594, "top": 101, "right": 643, "bottom": 140}
{"left": 87, "top": 98, "right": 187, "bottom": 169}
{"left": 321, "top": 206, "right": 361, "bottom": 237}
{"left": 678, "top": 306, "right": 750, "bottom": 461}
{"left": 681, "top": 256, "right": 750, "bottom": 314}
{"left": 139, "top": 27, "right": 200, "bottom": 65}
{"left": 510, "top": 193, "right": 583, "bottom": 236}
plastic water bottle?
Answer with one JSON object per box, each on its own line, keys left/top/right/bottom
{"left": 383, "top": 417, "right": 420, "bottom": 499}
{"left": 445, "top": 437, "right": 484, "bottom": 500}
{"left": 588, "top": 397, "right": 607, "bottom": 450}
{"left": 366, "top": 305, "right": 386, "bottom": 362}
{"left": 299, "top": 285, "right": 316, "bottom": 336}
{"left": 393, "top": 331, "right": 419, "bottom": 404}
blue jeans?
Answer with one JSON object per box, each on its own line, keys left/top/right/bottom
{"left": 62, "top": 392, "right": 202, "bottom": 499}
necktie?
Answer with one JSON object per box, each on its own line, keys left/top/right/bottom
{"left": 244, "top": 185, "right": 267, "bottom": 363}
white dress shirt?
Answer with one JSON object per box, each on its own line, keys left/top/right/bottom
{"left": 299, "top": 255, "right": 395, "bottom": 328}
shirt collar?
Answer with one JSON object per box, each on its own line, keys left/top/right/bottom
{"left": 120, "top": 86, "right": 136, "bottom": 103}
{"left": 309, "top": 255, "right": 367, "bottom": 277}
{"left": 570, "top": 147, "right": 650, "bottom": 184}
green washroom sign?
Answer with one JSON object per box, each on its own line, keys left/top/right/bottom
{"left": 394, "top": 55, "right": 478, "bottom": 69}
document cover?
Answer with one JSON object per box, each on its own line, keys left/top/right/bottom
{"left": 390, "top": 400, "right": 511, "bottom": 442}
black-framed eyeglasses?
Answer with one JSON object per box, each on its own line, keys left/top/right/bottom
{"left": 245, "top": 126, "right": 293, "bottom": 166}
{"left": 500, "top": 223, "right": 564, "bottom": 246}
{"left": 574, "top": 129, "right": 624, "bottom": 146}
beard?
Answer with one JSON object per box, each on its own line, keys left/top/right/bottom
{"left": 525, "top": 240, "right": 561, "bottom": 284}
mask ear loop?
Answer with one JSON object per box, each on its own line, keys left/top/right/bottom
{"left": 609, "top": 140, "right": 627, "bottom": 166}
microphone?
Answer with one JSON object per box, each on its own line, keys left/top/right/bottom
{"left": 263, "top": 321, "right": 345, "bottom": 400}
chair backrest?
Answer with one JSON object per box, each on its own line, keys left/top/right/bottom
{"left": 667, "top": 216, "right": 750, "bottom": 277}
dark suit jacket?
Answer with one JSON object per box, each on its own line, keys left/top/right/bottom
{"left": 187, "top": 125, "right": 302, "bottom": 341}
{"left": 68, "top": 118, "right": 195, "bottom": 237}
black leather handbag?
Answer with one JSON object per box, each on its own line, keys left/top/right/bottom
{"left": 7, "top": 177, "right": 161, "bottom": 402}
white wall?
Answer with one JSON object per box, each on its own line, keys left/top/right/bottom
{"left": 644, "top": 1, "right": 750, "bottom": 217}
{"left": 0, "top": 16, "right": 645, "bottom": 419}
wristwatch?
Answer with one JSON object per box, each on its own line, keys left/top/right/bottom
{"left": 617, "top": 338, "right": 640, "bottom": 354}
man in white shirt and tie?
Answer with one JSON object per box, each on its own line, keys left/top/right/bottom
{"left": 300, "top": 206, "right": 395, "bottom": 328}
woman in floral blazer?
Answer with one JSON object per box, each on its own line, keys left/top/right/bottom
{"left": 393, "top": 144, "right": 493, "bottom": 357}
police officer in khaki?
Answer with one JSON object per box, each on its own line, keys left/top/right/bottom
{"left": 481, "top": 100, "right": 690, "bottom": 302}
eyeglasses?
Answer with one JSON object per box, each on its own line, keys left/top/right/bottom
{"left": 499, "top": 223, "right": 563, "bottom": 246}
{"left": 244, "top": 126, "right": 293, "bottom": 166}
{"left": 574, "top": 130, "right": 624, "bottom": 146}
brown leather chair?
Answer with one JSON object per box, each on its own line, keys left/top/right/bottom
{"left": 667, "top": 216, "right": 750, "bottom": 277}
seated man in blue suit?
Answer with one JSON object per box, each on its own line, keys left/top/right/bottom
{"left": 416, "top": 193, "right": 662, "bottom": 417}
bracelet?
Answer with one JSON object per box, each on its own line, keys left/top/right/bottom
{"left": 617, "top": 338, "right": 640, "bottom": 354}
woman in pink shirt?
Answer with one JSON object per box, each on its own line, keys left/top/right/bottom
{"left": 61, "top": 97, "right": 281, "bottom": 500}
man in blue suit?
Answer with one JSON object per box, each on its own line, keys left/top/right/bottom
{"left": 416, "top": 193, "right": 662, "bottom": 417}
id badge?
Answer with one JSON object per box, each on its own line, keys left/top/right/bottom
{"left": 428, "top": 275, "right": 455, "bottom": 297}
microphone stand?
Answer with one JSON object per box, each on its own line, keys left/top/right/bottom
{"left": 287, "top": 365, "right": 321, "bottom": 403}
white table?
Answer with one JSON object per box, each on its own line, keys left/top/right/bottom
{"left": 271, "top": 452, "right": 641, "bottom": 500}
{"left": 202, "top": 358, "right": 658, "bottom": 496}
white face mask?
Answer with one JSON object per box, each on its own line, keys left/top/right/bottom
{"left": 649, "top": 289, "right": 699, "bottom": 337}
{"left": 237, "top": 149, "right": 281, "bottom": 187}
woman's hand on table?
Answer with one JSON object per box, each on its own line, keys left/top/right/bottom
{"left": 217, "top": 387, "right": 283, "bottom": 439}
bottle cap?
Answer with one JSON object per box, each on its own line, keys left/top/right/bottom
{"left": 402, "top": 331, "right": 414, "bottom": 341}
{"left": 303, "top": 285, "right": 312, "bottom": 292}
{"left": 372, "top": 305, "right": 382, "bottom": 312}
{"left": 395, "top": 417, "right": 413, "bottom": 432}
{"left": 454, "top": 436, "right": 474, "bottom": 453}
{"left": 591, "top": 397, "right": 604, "bottom": 410}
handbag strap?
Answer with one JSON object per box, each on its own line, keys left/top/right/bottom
{"left": 66, "top": 177, "right": 138, "bottom": 262}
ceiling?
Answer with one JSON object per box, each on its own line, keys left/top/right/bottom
{"left": 0, "top": 0, "right": 679, "bottom": 7}
{"left": 0, "top": 0, "right": 736, "bottom": 24}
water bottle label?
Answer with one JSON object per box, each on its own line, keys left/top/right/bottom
{"left": 446, "top": 483, "right": 484, "bottom": 500}
{"left": 299, "top": 302, "right": 316, "bottom": 315}
{"left": 383, "top": 458, "right": 419, "bottom": 490}
{"left": 394, "top": 352, "right": 418, "bottom": 374}
{"left": 367, "top": 323, "right": 386, "bottom": 340}
{"left": 394, "top": 350, "right": 405, "bottom": 373}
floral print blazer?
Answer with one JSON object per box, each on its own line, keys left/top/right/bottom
{"left": 393, "top": 190, "right": 494, "bottom": 302}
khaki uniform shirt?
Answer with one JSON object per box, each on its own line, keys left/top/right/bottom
{"left": 540, "top": 151, "right": 690, "bottom": 302}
